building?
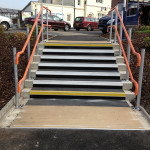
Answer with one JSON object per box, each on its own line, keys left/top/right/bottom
{"left": 111, "top": 0, "right": 150, "bottom": 8}
{"left": 22, "top": 0, "right": 112, "bottom": 27}
{"left": 0, "top": 7, "right": 19, "bottom": 19}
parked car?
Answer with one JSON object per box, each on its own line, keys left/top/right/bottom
{"left": 24, "top": 15, "right": 71, "bottom": 31}
{"left": 0, "top": 15, "right": 13, "bottom": 30}
{"left": 73, "top": 17, "right": 98, "bottom": 31}
{"left": 98, "top": 2, "right": 150, "bottom": 34}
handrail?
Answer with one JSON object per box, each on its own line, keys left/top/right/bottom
{"left": 18, "top": 24, "right": 52, "bottom": 93}
{"left": 108, "top": 25, "right": 138, "bottom": 95}
{"left": 16, "top": 6, "right": 51, "bottom": 65}
{"left": 108, "top": 6, "right": 141, "bottom": 67}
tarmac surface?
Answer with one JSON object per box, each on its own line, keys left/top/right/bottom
{"left": 0, "top": 129, "right": 150, "bottom": 150}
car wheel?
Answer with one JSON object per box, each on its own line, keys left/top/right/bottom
{"left": 102, "top": 29, "right": 108, "bottom": 34}
{"left": 76, "top": 28, "right": 80, "bottom": 31}
{"left": 87, "top": 25, "right": 92, "bottom": 31}
{"left": 1, "top": 22, "right": 9, "bottom": 31}
{"left": 64, "top": 25, "right": 70, "bottom": 31}
{"left": 54, "top": 28, "right": 58, "bottom": 31}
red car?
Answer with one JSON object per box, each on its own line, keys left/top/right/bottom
{"left": 73, "top": 17, "right": 98, "bottom": 31}
{"left": 25, "top": 15, "right": 71, "bottom": 31}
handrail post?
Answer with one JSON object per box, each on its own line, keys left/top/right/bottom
{"left": 46, "top": 9, "right": 48, "bottom": 41}
{"left": 27, "top": 26, "right": 31, "bottom": 79}
{"left": 109, "top": 11, "right": 113, "bottom": 43}
{"left": 35, "top": 9, "right": 39, "bottom": 55}
{"left": 126, "top": 28, "right": 132, "bottom": 80}
{"left": 13, "top": 47, "right": 19, "bottom": 108}
{"left": 41, "top": 4, "right": 43, "bottom": 42}
{"left": 136, "top": 49, "right": 145, "bottom": 110}
{"left": 114, "top": 6, "right": 118, "bottom": 43}
{"left": 119, "top": 11, "right": 123, "bottom": 56}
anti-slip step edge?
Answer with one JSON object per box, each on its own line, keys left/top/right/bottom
{"left": 27, "top": 99, "right": 129, "bottom": 107}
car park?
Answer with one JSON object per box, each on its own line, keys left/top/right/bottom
{"left": 0, "top": 15, "right": 13, "bottom": 30}
{"left": 73, "top": 17, "right": 98, "bottom": 31}
{"left": 24, "top": 15, "right": 71, "bottom": 31}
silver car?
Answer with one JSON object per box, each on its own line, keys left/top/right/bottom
{"left": 0, "top": 15, "right": 13, "bottom": 30}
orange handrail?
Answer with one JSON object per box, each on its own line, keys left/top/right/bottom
{"left": 18, "top": 24, "right": 52, "bottom": 93}
{"left": 16, "top": 6, "right": 51, "bottom": 65}
{"left": 108, "top": 6, "right": 141, "bottom": 67}
{"left": 108, "top": 25, "right": 138, "bottom": 95}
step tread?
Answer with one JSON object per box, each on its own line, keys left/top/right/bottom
{"left": 41, "top": 55, "right": 116, "bottom": 60}
{"left": 38, "top": 63, "right": 118, "bottom": 68}
{"left": 36, "top": 71, "right": 120, "bottom": 76}
{"left": 33, "top": 80, "right": 123, "bottom": 86}
{"left": 31, "top": 87, "right": 124, "bottom": 92}
{"left": 27, "top": 99, "right": 128, "bottom": 107}
{"left": 43, "top": 49, "right": 114, "bottom": 53}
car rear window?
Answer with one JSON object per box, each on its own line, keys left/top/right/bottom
{"left": 75, "top": 17, "right": 83, "bottom": 22}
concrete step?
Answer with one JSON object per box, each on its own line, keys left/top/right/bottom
{"left": 40, "top": 55, "right": 117, "bottom": 63}
{"left": 33, "top": 80, "right": 123, "bottom": 89}
{"left": 42, "top": 49, "right": 115, "bottom": 56}
{"left": 38, "top": 62, "right": 119, "bottom": 71}
{"left": 36, "top": 70, "right": 120, "bottom": 80}
{"left": 27, "top": 98, "right": 128, "bottom": 107}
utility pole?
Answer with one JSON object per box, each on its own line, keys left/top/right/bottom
{"left": 62, "top": 0, "right": 64, "bottom": 19}
{"left": 74, "top": 0, "right": 75, "bottom": 20}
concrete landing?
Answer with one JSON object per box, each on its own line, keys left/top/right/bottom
{"left": 11, "top": 106, "right": 144, "bottom": 129}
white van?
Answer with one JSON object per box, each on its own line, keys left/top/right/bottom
{"left": 0, "top": 15, "right": 13, "bottom": 30}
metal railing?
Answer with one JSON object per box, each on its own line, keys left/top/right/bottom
{"left": 18, "top": 24, "right": 52, "bottom": 93}
{"left": 108, "top": 7, "right": 145, "bottom": 110}
{"left": 13, "top": 6, "right": 52, "bottom": 108}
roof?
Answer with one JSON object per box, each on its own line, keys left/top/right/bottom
{"left": 0, "top": 7, "right": 19, "bottom": 14}
{"left": 22, "top": 1, "right": 37, "bottom": 12}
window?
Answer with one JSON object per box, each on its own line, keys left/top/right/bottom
{"left": 75, "top": 17, "right": 83, "bottom": 22}
{"left": 85, "top": 17, "right": 90, "bottom": 21}
{"left": 42, "top": 0, "right": 46, "bottom": 3}
{"left": 67, "top": 14, "right": 71, "bottom": 21}
{"left": 49, "top": 0, "right": 53, "bottom": 4}
{"left": 96, "top": 0, "right": 102, "bottom": 3}
{"left": 78, "top": 0, "right": 81, "bottom": 5}
{"left": 127, "top": 5, "right": 138, "bottom": 16}
{"left": 53, "top": 16, "right": 61, "bottom": 21}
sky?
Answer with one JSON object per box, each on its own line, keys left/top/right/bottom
{"left": 0, "top": 0, "right": 38, "bottom": 10}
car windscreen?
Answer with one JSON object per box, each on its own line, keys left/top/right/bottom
{"left": 75, "top": 17, "right": 83, "bottom": 22}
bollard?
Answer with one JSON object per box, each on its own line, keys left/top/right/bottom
{"left": 109, "top": 11, "right": 113, "bottom": 43}
{"left": 35, "top": 9, "right": 39, "bottom": 55}
{"left": 41, "top": 4, "right": 43, "bottom": 42}
{"left": 119, "top": 11, "right": 123, "bottom": 56}
{"left": 114, "top": 6, "right": 118, "bottom": 43}
{"left": 46, "top": 9, "right": 48, "bottom": 41}
{"left": 136, "top": 49, "right": 145, "bottom": 110}
{"left": 13, "top": 48, "right": 19, "bottom": 108}
{"left": 126, "top": 28, "right": 132, "bottom": 80}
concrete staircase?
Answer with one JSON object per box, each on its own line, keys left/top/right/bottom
{"left": 23, "top": 42, "right": 134, "bottom": 106}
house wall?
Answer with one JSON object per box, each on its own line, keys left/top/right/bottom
{"left": 23, "top": 1, "right": 112, "bottom": 27}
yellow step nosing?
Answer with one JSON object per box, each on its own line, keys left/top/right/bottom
{"left": 44, "top": 43, "right": 113, "bottom": 47}
{"left": 30, "top": 90, "right": 126, "bottom": 97}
